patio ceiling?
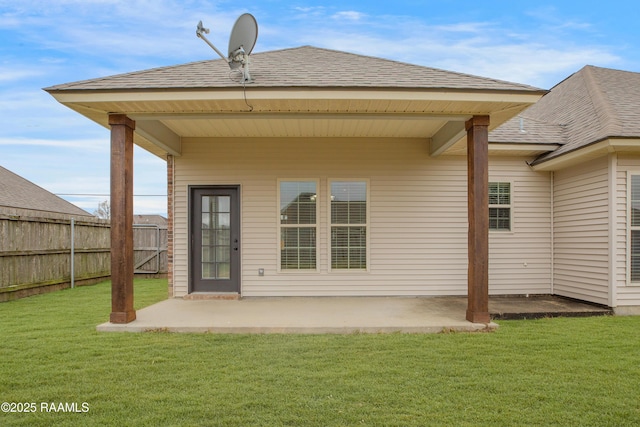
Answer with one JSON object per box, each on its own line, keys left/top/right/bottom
{"left": 50, "top": 87, "right": 542, "bottom": 159}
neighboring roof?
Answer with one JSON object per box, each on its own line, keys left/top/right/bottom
{"left": 509, "top": 65, "right": 640, "bottom": 165}
{"left": 45, "top": 46, "right": 542, "bottom": 93}
{"left": 134, "top": 215, "right": 167, "bottom": 226}
{"left": 0, "top": 165, "right": 91, "bottom": 217}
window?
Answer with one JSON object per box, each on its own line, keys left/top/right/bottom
{"left": 489, "top": 182, "right": 511, "bottom": 231}
{"left": 630, "top": 175, "right": 640, "bottom": 282}
{"left": 330, "top": 181, "right": 367, "bottom": 269}
{"left": 279, "top": 181, "right": 317, "bottom": 270}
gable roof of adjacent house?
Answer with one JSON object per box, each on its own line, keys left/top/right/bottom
{"left": 45, "top": 46, "right": 542, "bottom": 92}
{"left": 134, "top": 214, "right": 168, "bottom": 226}
{"left": 491, "top": 65, "right": 640, "bottom": 167}
{"left": 0, "top": 165, "right": 91, "bottom": 217}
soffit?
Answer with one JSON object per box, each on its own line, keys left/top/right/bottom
{"left": 55, "top": 88, "right": 541, "bottom": 159}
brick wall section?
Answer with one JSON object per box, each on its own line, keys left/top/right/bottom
{"left": 166, "top": 155, "right": 174, "bottom": 297}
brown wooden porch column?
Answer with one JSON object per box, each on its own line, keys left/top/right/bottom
{"left": 466, "top": 115, "right": 490, "bottom": 323}
{"left": 109, "top": 114, "right": 136, "bottom": 324}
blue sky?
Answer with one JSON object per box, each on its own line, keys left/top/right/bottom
{"left": 1, "top": 0, "right": 638, "bottom": 216}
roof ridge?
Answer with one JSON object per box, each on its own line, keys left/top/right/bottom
{"left": 581, "top": 65, "right": 622, "bottom": 136}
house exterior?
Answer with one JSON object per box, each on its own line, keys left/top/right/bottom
{"left": 0, "top": 165, "right": 92, "bottom": 219}
{"left": 45, "top": 46, "right": 640, "bottom": 323}
{"left": 491, "top": 65, "right": 640, "bottom": 314}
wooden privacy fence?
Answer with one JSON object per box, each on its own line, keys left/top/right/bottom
{"left": 0, "top": 214, "right": 167, "bottom": 301}
{"left": 133, "top": 224, "right": 168, "bottom": 275}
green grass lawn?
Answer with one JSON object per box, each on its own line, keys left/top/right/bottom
{"left": 1, "top": 279, "right": 639, "bottom": 426}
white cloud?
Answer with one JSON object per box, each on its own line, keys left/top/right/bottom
{"left": 0, "top": 67, "right": 44, "bottom": 83}
{"left": 292, "top": 6, "right": 327, "bottom": 16}
{"left": 432, "top": 22, "right": 492, "bottom": 34}
{"left": 274, "top": 8, "right": 623, "bottom": 88}
{"left": 0, "top": 137, "right": 109, "bottom": 151}
{"left": 332, "top": 11, "right": 365, "bottom": 21}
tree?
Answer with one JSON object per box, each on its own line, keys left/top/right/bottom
{"left": 94, "top": 200, "right": 110, "bottom": 219}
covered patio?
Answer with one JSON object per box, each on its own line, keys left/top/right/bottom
{"left": 96, "top": 295, "right": 611, "bottom": 334}
{"left": 46, "top": 47, "right": 549, "bottom": 327}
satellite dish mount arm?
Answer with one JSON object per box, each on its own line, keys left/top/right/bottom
{"left": 196, "top": 14, "right": 257, "bottom": 83}
{"left": 196, "top": 21, "right": 228, "bottom": 63}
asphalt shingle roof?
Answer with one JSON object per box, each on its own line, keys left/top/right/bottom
{"left": 45, "top": 46, "right": 543, "bottom": 93}
{"left": 489, "top": 116, "right": 566, "bottom": 145}
{"left": 0, "top": 166, "right": 91, "bottom": 217}
{"left": 492, "top": 65, "right": 640, "bottom": 164}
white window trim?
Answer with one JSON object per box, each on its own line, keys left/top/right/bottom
{"left": 626, "top": 172, "right": 640, "bottom": 285}
{"left": 327, "top": 178, "right": 370, "bottom": 273}
{"left": 488, "top": 179, "right": 514, "bottom": 233}
{"left": 277, "top": 178, "right": 320, "bottom": 273}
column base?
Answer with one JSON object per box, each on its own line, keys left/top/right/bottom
{"left": 466, "top": 310, "right": 490, "bottom": 324}
{"left": 110, "top": 310, "right": 137, "bottom": 324}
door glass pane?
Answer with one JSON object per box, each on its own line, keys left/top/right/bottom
{"left": 201, "top": 195, "right": 232, "bottom": 280}
{"left": 202, "top": 246, "right": 211, "bottom": 263}
{"left": 218, "top": 196, "right": 230, "bottom": 213}
{"left": 216, "top": 246, "right": 230, "bottom": 263}
{"left": 202, "top": 213, "right": 211, "bottom": 229}
{"left": 217, "top": 263, "right": 231, "bottom": 279}
{"left": 217, "top": 213, "right": 230, "bottom": 228}
{"left": 215, "top": 229, "right": 230, "bottom": 246}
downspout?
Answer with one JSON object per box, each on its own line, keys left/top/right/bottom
{"left": 608, "top": 153, "right": 617, "bottom": 308}
{"left": 550, "top": 172, "right": 554, "bottom": 295}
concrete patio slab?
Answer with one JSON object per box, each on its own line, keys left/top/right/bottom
{"left": 487, "top": 295, "right": 612, "bottom": 320}
{"left": 96, "top": 295, "right": 611, "bottom": 334}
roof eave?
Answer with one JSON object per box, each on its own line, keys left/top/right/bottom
{"left": 488, "top": 142, "right": 560, "bottom": 153}
{"left": 531, "top": 137, "right": 640, "bottom": 171}
{"left": 46, "top": 86, "right": 545, "bottom": 103}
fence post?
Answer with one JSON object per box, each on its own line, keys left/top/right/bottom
{"left": 71, "top": 218, "right": 75, "bottom": 289}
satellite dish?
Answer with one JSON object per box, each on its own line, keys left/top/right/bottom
{"left": 196, "top": 13, "right": 259, "bottom": 83}
{"left": 228, "top": 14, "right": 258, "bottom": 69}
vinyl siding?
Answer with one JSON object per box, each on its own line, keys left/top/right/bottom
{"left": 553, "top": 156, "right": 610, "bottom": 304}
{"left": 614, "top": 153, "right": 640, "bottom": 306}
{"left": 489, "top": 157, "right": 552, "bottom": 295}
{"left": 172, "top": 137, "right": 551, "bottom": 297}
